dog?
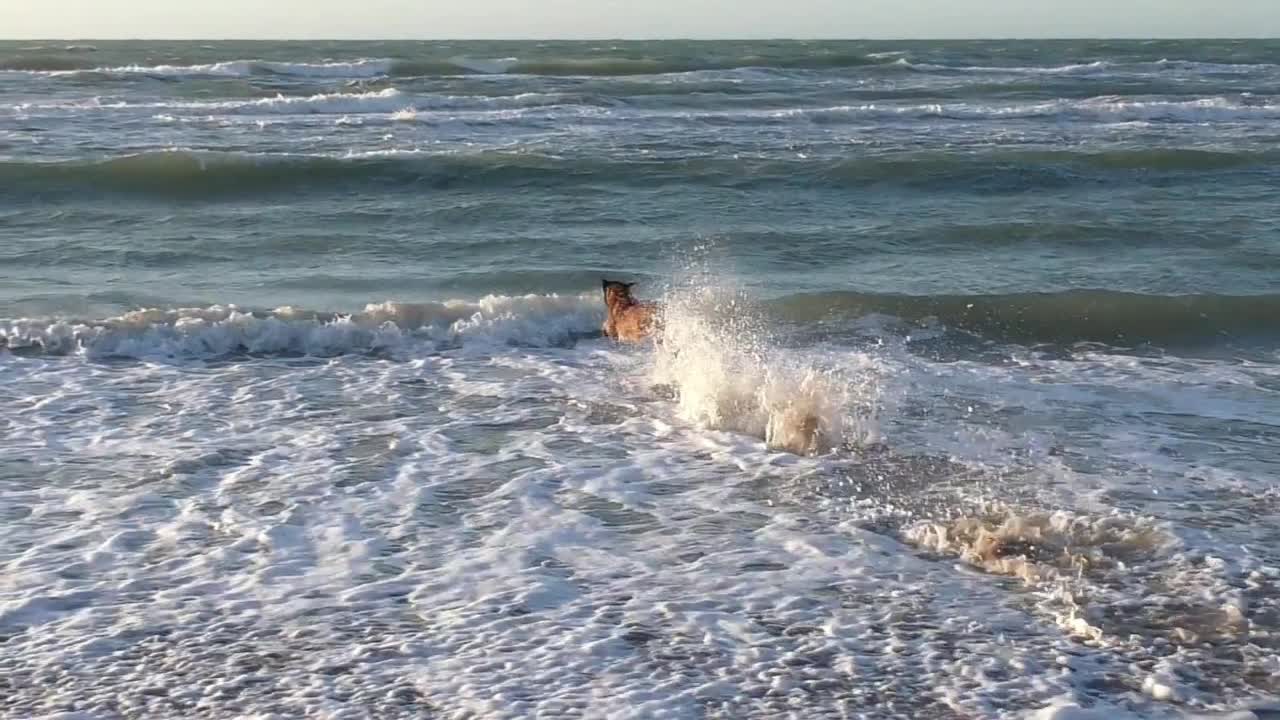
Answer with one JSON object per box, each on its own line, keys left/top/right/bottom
{"left": 601, "top": 278, "right": 659, "bottom": 342}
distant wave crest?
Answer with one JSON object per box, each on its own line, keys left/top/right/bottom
{"left": 13, "top": 52, "right": 899, "bottom": 79}
{"left": 768, "top": 290, "right": 1280, "bottom": 346}
{"left": 33, "top": 58, "right": 396, "bottom": 79}
{"left": 3, "top": 146, "right": 1275, "bottom": 198}
{"left": 11, "top": 53, "right": 1277, "bottom": 80}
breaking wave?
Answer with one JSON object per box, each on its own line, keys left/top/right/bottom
{"left": 17, "top": 91, "right": 1279, "bottom": 126}
{"left": 782, "top": 96, "right": 1280, "bottom": 123}
{"left": 13, "top": 88, "right": 599, "bottom": 117}
{"left": 7, "top": 288, "right": 1270, "bottom": 357}
{"left": 897, "top": 58, "right": 1280, "bottom": 76}
{"left": 31, "top": 59, "right": 396, "bottom": 79}
{"left": 0, "top": 295, "right": 604, "bottom": 359}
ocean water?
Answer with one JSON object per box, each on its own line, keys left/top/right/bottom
{"left": 2, "top": 39, "right": 1280, "bottom": 718}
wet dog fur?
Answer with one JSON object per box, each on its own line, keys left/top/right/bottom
{"left": 601, "top": 279, "right": 659, "bottom": 342}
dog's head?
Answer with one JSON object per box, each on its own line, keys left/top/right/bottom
{"left": 601, "top": 278, "right": 636, "bottom": 308}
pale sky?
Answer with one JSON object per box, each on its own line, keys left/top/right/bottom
{"left": 3, "top": 0, "right": 1278, "bottom": 39}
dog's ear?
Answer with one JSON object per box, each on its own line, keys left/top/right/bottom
{"left": 624, "top": 282, "right": 636, "bottom": 289}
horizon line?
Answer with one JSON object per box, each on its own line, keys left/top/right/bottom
{"left": 3, "top": 36, "right": 1278, "bottom": 42}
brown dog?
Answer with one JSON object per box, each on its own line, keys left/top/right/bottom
{"left": 601, "top": 279, "right": 659, "bottom": 342}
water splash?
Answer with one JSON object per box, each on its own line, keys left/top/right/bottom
{"left": 646, "top": 251, "right": 880, "bottom": 455}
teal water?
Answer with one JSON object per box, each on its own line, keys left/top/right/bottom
{"left": 3, "top": 40, "right": 1280, "bottom": 719}
{"left": 3, "top": 40, "right": 1280, "bottom": 323}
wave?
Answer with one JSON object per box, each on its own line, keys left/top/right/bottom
{"left": 7, "top": 48, "right": 1279, "bottom": 80}
{"left": 476, "top": 52, "right": 883, "bottom": 76}
{"left": 778, "top": 96, "right": 1280, "bottom": 124}
{"left": 14, "top": 88, "right": 600, "bottom": 117}
{"left": 767, "top": 290, "right": 1280, "bottom": 346}
{"left": 898, "top": 59, "right": 1113, "bottom": 75}
{"left": 0, "top": 296, "right": 604, "bottom": 359}
{"left": 897, "top": 58, "right": 1280, "bottom": 76}
{"left": 18, "top": 52, "right": 896, "bottom": 80}
{"left": 21, "top": 89, "right": 1278, "bottom": 127}
{"left": 0, "top": 150, "right": 600, "bottom": 197}
{"left": 189, "top": 87, "right": 409, "bottom": 115}
{"left": 31, "top": 58, "right": 397, "bottom": 79}
{"left": 3, "top": 146, "right": 1274, "bottom": 199}
{"left": 1153, "top": 58, "right": 1280, "bottom": 74}
{"left": 4, "top": 288, "right": 1276, "bottom": 360}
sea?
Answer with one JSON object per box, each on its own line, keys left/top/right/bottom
{"left": 2, "top": 39, "right": 1279, "bottom": 719}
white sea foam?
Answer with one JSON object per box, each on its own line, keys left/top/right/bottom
{"left": 9, "top": 90, "right": 409, "bottom": 117}
{"left": 43, "top": 58, "right": 395, "bottom": 79}
{"left": 2, "top": 286, "right": 1276, "bottom": 717}
{"left": 9, "top": 89, "right": 585, "bottom": 121}
{"left": 0, "top": 294, "right": 603, "bottom": 359}
{"left": 895, "top": 58, "right": 1111, "bottom": 74}
{"left": 17, "top": 86, "right": 1276, "bottom": 127}
{"left": 1030, "top": 699, "right": 1148, "bottom": 719}
{"left": 773, "top": 96, "right": 1280, "bottom": 123}
{"left": 964, "top": 60, "right": 1110, "bottom": 75}
{"left": 866, "top": 50, "right": 909, "bottom": 59}
{"left": 212, "top": 88, "right": 411, "bottom": 115}
{"left": 1154, "top": 58, "right": 1280, "bottom": 74}
{"left": 0, "top": 333, "right": 1120, "bottom": 717}
{"left": 257, "top": 59, "right": 394, "bottom": 78}
{"left": 899, "top": 58, "right": 1280, "bottom": 76}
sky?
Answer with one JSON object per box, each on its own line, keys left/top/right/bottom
{"left": 3, "top": 0, "right": 1279, "bottom": 39}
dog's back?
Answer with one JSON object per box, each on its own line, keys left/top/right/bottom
{"left": 601, "top": 279, "right": 658, "bottom": 342}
